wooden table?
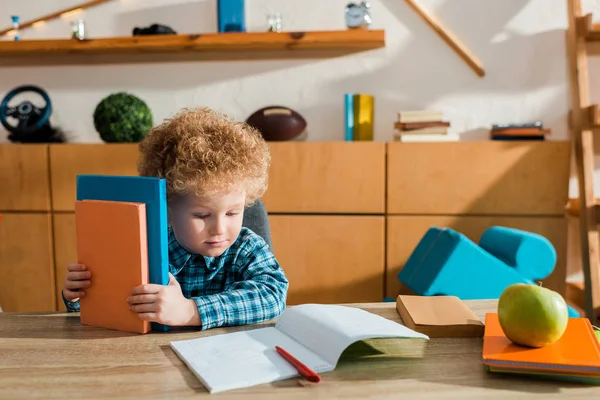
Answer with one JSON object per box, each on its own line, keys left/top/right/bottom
{"left": 1, "top": 300, "right": 598, "bottom": 399}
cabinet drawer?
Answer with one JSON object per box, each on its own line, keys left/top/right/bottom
{"left": 0, "top": 144, "right": 50, "bottom": 211}
{"left": 0, "top": 213, "right": 55, "bottom": 311}
{"left": 385, "top": 215, "right": 567, "bottom": 300}
{"left": 263, "top": 142, "right": 385, "bottom": 213}
{"left": 387, "top": 142, "right": 570, "bottom": 215}
{"left": 270, "top": 215, "right": 385, "bottom": 304}
{"left": 50, "top": 144, "right": 139, "bottom": 211}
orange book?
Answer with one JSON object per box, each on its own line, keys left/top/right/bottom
{"left": 75, "top": 199, "right": 150, "bottom": 334}
{"left": 482, "top": 313, "right": 600, "bottom": 376}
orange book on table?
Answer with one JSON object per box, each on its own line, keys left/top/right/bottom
{"left": 482, "top": 313, "right": 600, "bottom": 376}
{"left": 75, "top": 199, "right": 150, "bottom": 334}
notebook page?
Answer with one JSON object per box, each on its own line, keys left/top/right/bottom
{"left": 169, "top": 326, "right": 332, "bottom": 394}
{"left": 275, "top": 304, "right": 429, "bottom": 366}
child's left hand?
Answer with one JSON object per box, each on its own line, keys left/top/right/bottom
{"left": 127, "top": 273, "right": 201, "bottom": 326}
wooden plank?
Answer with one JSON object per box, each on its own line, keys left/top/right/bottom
{"left": 566, "top": 0, "right": 600, "bottom": 322}
{"left": 582, "top": 13, "right": 600, "bottom": 42}
{"left": 0, "top": 213, "right": 55, "bottom": 312}
{"left": 385, "top": 215, "right": 567, "bottom": 301}
{"left": 49, "top": 144, "right": 140, "bottom": 212}
{"left": 0, "top": 30, "right": 385, "bottom": 65}
{"left": 387, "top": 141, "right": 571, "bottom": 216}
{"left": 582, "top": 104, "right": 600, "bottom": 129}
{"left": 0, "top": 0, "right": 113, "bottom": 36}
{"left": 263, "top": 142, "right": 386, "bottom": 214}
{"left": 403, "top": 0, "right": 484, "bottom": 77}
{"left": 564, "top": 198, "right": 600, "bottom": 222}
{"left": 270, "top": 215, "right": 385, "bottom": 305}
{"left": 0, "top": 144, "right": 50, "bottom": 211}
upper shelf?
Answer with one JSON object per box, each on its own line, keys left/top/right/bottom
{"left": 0, "top": 29, "right": 385, "bottom": 66}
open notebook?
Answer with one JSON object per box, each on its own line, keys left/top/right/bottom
{"left": 170, "top": 304, "right": 428, "bottom": 393}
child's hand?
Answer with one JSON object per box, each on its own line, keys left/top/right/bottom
{"left": 127, "top": 273, "right": 201, "bottom": 327}
{"left": 62, "top": 263, "right": 91, "bottom": 302}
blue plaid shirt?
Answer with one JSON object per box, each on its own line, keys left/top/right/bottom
{"left": 64, "top": 227, "right": 289, "bottom": 330}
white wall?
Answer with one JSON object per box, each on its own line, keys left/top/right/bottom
{"left": 1, "top": 0, "right": 599, "bottom": 196}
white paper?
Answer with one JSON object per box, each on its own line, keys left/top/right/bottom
{"left": 170, "top": 327, "right": 331, "bottom": 393}
{"left": 170, "top": 304, "right": 429, "bottom": 393}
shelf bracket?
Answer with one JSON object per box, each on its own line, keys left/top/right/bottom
{"left": 403, "top": 0, "right": 485, "bottom": 78}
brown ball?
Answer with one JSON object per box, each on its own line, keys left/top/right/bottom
{"left": 245, "top": 106, "right": 307, "bottom": 141}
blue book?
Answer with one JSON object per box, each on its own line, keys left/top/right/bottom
{"left": 217, "top": 0, "right": 246, "bottom": 33}
{"left": 76, "top": 175, "right": 169, "bottom": 332}
{"left": 344, "top": 93, "right": 354, "bottom": 141}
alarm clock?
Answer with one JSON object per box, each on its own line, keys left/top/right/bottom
{"left": 345, "top": 2, "right": 371, "bottom": 29}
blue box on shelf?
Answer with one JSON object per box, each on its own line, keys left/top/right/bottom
{"left": 217, "top": 0, "right": 246, "bottom": 33}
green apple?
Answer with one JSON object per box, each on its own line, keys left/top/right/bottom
{"left": 497, "top": 283, "right": 569, "bottom": 348}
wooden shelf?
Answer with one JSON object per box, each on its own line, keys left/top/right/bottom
{"left": 0, "top": 29, "right": 385, "bottom": 65}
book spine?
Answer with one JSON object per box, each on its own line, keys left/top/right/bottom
{"left": 353, "top": 94, "right": 374, "bottom": 141}
{"left": 344, "top": 93, "right": 354, "bottom": 141}
{"left": 152, "top": 178, "right": 170, "bottom": 332}
{"left": 491, "top": 135, "right": 545, "bottom": 141}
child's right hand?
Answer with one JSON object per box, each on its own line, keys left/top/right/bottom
{"left": 62, "top": 263, "right": 91, "bottom": 302}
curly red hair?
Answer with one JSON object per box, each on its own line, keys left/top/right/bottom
{"left": 137, "top": 107, "right": 270, "bottom": 205}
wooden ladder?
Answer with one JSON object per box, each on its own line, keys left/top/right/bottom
{"left": 566, "top": 0, "right": 600, "bottom": 322}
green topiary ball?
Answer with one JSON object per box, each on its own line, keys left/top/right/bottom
{"left": 93, "top": 92, "right": 153, "bottom": 143}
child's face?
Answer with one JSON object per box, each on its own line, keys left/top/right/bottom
{"left": 168, "top": 190, "right": 246, "bottom": 257}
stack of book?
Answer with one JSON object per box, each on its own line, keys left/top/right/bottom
{"left": 392, "top": 110, "right": 458, "bottom": 142}
{"left": 490, "top": 122, "right": 550, "bottom": 141}
{"left": 482, "top": 313, "right": 600, "bottom": 384}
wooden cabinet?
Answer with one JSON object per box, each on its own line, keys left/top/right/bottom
{"left": 0, "top": 145, "right": 54, "bottom": 312}
{"left": 0, "top": 145, "right": 50, "bottom": 211}
{"left": 50, "top": 144, "right": 140, "bottom": 211}
{"left": 385, "top": 215, "right": 568, "bottom": 300}
{"left": 263, "top": 142, "right": 385, "bottom": 213}
{"left": 269, "top": 215, "right": 385, "bottom": 305}
{"left": 0, "top": 213, "right": 55, "bottom": 312}
{"left": 0, "top": 141, "right": 573, "bottom": 312}
{"left": 385, "top": 141, "right": 571, "bottom": 302}
{"left": 387, "top": 142, "right": 571, "bottom": 215}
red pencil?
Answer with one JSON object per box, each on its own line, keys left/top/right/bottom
{"left": 275, "top": 345, "right": 322, "bottom": 383}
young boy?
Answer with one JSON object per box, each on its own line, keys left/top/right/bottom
{"left": 61, "top": 107, "right": 289, "bottom": 330}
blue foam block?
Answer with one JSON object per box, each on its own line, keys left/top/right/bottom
{"left": 398, "top": 226, "right": 580, "bottom": 318}
{"left": 76, "top": 175, "right": 169, "bottom": 331}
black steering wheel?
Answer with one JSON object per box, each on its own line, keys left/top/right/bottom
{"left": 0, "top": 85, "right": 52, "bottom": 136}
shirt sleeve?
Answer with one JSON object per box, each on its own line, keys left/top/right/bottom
{"left": 192, "top": 241, "right": 289, "bottom": 330}
{"left": 61, "top": 291, "right": 81, "bottom": 312}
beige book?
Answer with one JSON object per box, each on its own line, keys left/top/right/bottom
{"left": 396, "top": 295, "right": 485, "bottom": 338}
{"left": 393, "top": 133, "right": 459, "bottom": 142}
{"left": 397, "top": 110, "right": 443, "bottom": 123}
{"left": 398, "top": 126, "right": 448, "bottom": 135}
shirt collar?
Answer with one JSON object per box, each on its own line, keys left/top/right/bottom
{"left": 168, "top": 227, "right": 226, "bottom": 274}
